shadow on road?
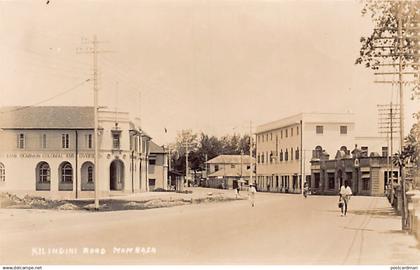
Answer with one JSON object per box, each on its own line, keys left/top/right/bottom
{"left": 350, "top": 208, "right": 399, "bottom": 218}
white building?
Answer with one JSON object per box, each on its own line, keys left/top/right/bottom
{"left": 255, "top": 113, "right": 397, "bottom": 193}
{"left": 148, "top": 141, "right": 169, "bottom": 191}
{"left": 0, "top": 106, "right": 167, "bottom": 199}
{"left": 206, "top": 154, "right": 256, "bottom": 189}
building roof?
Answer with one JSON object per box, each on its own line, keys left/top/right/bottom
{"left": 256, "top": 112, "right": 355, "bottom": 134}
{"left": 0, "top": 106, "right": 94, "bottom": 129}
{"left": 206, "top": 154, "right": 255, "bottom": 164}
{"left": 149, "top": 141, "right": 166, "bottom": 153}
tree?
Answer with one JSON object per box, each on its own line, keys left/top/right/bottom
{"left": 169, "top": 129, "right": 198, "bottom": 174}
{"left": 169, "top": 131, "right": 253, "bottom": 176}
{"left": 355, "top": 0, "right": 419, "bottom": 96}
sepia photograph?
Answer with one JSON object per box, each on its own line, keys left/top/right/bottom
{"left": 0, "top": 0, "right": 419, "bottom": 268}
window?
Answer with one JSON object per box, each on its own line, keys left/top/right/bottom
{"left": 297, "top": 126, "right": 299, "bottom": 135}
{"left": 285, "top": 129, "right": 288, "bottom": 138}
{"left": 363, "top": 179, "right": 369, "bottom": 190}
{"left": 17, "top": 133, "right": 25, "bottom": 149}
{"left": 280, "top": 150, "right": 283, "bottom": 162}
{"left": 231, "top": 164, "right": 235, "bottom": 168}
{"left": 214, "top": 165, "right": 219, "bottom": 171}
{"left": 60, "top": 162, "right": 73, "bottom": 182}
{"left": 247, "top": 165, "right": 251, "bottom": 170}
{"left": 295, "top": 148, "right": 299, "bottom": 160}
{"left": 149, "top": 159, "right": 156, "bottom": 165}
{"left": 62, "top": 134, "right": 70, "bottom": 149}
{"left": 316, "top": 126, "right": 324, "bottom": 134}
{"left": 328, "top": 173, "right": 335, "bottom": 189}
{"left": 285, "top": 150, "right": 289, "bottom": 161}
{"left": 291, "top": 148, "right": 294, "bottom": 160}
{"left": 41, "top": 134, "right": 47, "bottom": 149}
{"left": 281, "top": 130, "right": 283, "bottom": 139}
{"left": 87, "top": 166, "right": 94, "bottom": 183}
{"left": 112, "top": 132, "right": 121, "bottom": 149}
{"left": 291, "top": 128, "right": 294, "bottom": 137}
{"left": 382, "top": 146, "right": 388, "bottom": 157}
{"left": 262, "top": 154, "right": 265, "bottom": 164}
{"left": 86, "top": 134, "right": 93, "bottom": 149}
{"left": 340, "top": 126, "right": 348, "bottom": 135}
{"left": 38, "top": 162, "right": 51, "bottom": 183}
{"left": 0, "top": 163, "right": 5, "bottom": 182}
{"left": 314, "top": 173, "right": 320, "bottom": 188}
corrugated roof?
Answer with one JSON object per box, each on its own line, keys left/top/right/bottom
{"left": 0, "top": 106, "right": 94, "bottom": 129}
{"left": 206, "top": 155, "right": 255, "bottom": 164}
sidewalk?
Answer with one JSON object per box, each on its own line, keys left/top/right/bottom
{"left": 317, "top": 195, "right": 420, "bottom": 264}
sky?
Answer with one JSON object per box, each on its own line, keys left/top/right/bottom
{"left": 0, "top": 0, "right": 418, "bottom": 145}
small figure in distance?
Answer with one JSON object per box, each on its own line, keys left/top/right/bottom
{"left": 248, "top": 184, "right": 257, "bottom": 207}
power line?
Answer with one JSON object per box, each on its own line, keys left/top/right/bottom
{"left": 0, "top": 78, "right": 91, "bottom": 114}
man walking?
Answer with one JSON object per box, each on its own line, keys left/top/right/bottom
{"left": 339, "top": 181, "right": 352, "bottom": 216}
{"left": 249, "top": 184, "right": 257, "bottom": 207}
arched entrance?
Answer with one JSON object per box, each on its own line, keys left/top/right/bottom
{"left": 110, "top": 159, "right": 124, "bottom": 191}
{"left": 81, "top": 161, "right": 94, "bottom": 191}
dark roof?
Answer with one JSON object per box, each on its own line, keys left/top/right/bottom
{"left": 149, "top": 141, "right": 166, "bottom": 153}
{"left": 0, "top": 106, "right": 94, "bottom": 129}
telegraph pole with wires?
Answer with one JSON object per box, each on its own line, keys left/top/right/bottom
{"left": 378, "top": 103, "right": 400, "bottom": 205}
{"left": 372, "top": 3, "right": 419, "bottom": 229}
{"left": 77, "top": 35, "right": 112, "bottom": 209}
{"left": 249, "top": 121, "right": 254, "bottom": 186}
{"left": 182, "top": 130, "right": 194, "bottom": 188}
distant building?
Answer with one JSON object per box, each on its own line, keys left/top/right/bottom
{"left": 148, "top": 141, "right": 169, "bottom": 191}
{"left": 255, "top": 113, "right": 396, "bottom": 194}
{"left": 310, "top": 145, "right": 399, "bottom": 196}
{"left": 206, "top": 154, "right": 256, "bottom": 189}
{"left": 0, "top": 106, "right": 167, "bottom": 199}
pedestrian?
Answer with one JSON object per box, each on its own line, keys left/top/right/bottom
{"left": 249, "top": 184, "right": 257, "bottom": 207}
{"left": 303, "top": 182, "right": 309, "bottom": 198}
{"left": 339, "top": 181, "right": 352, "bottom": 216}
{"left": 235, "top": 187, "right": 240, "bottom": 199}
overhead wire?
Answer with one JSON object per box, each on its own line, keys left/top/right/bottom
{"left": 0, "top": 78, "right": 91, "bottom": 114}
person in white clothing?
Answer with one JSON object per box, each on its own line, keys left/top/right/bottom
{"left": 339, "top": 181, "right": 352, "bottom": 216}
{"left": 249, "top": 184, "right": 257, "bottom": 207}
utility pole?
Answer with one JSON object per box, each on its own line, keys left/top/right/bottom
{"left": 372, "top": 2, "right": 419, "bottom": 229}
{"left": 204, "top": 153, "right": 208, "bottom": 181}
{"left": 182, "top": 130, "right": 194, "bottom": 188}
{"left": 378, "top": 103, "right": 400, "bottom": 205}
{"left": 185, "top": 142, "right": 189, "bottom": 187}
{"left": 249, "top": 121, "right": 253, "bottom": 186}
{"left": 77, "top": 35, "right": 112, "bottom": 210}
{"left": 240, "top": 150, "right": 243, "bottom": 179}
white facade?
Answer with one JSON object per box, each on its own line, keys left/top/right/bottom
{"left": 255, "top": 113, "right": 391, "bottom": 193}
{"left": 0, "top": 106, "right": 166, "bottom": 199}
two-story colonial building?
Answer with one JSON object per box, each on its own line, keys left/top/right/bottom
{"left": 255, "top": 113, "right": 396, "bottom": 194}
{"left": 206, "top": 154, "right": 256, "bottom": 189}
{"left": 0, "top": 106, "right": 166, "bottom": 199}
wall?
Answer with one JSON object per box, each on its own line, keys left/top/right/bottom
{"left": 0, "top": 110, "right": 151, "bottom": 199}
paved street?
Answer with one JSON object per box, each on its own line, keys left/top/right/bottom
{"left": 1, "top": 191, "right": 419, "bottom": 265}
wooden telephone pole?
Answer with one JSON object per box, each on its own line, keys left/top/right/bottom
{"left": 372, "top": 2, "right": 419, "bottom": 229}
{"left": 78, "top": 36, "right": 112, "bottom": 209}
